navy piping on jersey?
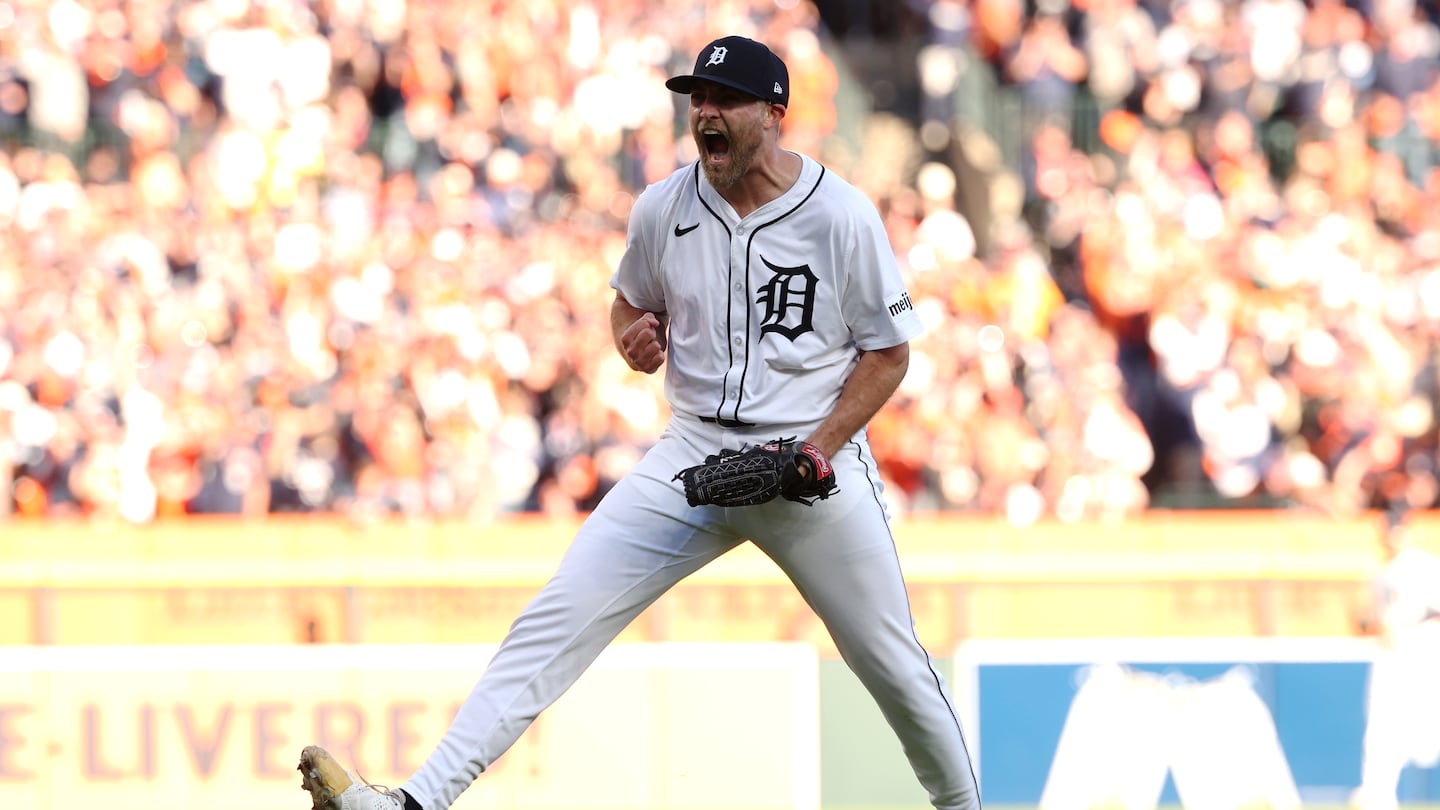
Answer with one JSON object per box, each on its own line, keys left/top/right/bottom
{"left": 687, "top": 160, "right": 828, "bottom": 428}
{"left": 689, "top": 164, "right": 739, "bottom": 425}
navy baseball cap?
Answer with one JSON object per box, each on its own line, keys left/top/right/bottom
{"left": 666, "top": 36, "right": 789, "bottom": 108}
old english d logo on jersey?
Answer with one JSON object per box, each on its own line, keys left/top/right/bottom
{"left": 756, "top": 256, "right": 817, "bottom": 341}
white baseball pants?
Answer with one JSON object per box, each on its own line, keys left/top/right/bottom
{"left": 399, "top": 418, "right": 981, "bottom": 810}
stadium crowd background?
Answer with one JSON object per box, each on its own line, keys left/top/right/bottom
{"left": 1, "top": 0, "right": 1438, "bottom": 524}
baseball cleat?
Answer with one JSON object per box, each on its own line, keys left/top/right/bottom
{"left": 298, "top": 745, "right": 404, "bottom": 810}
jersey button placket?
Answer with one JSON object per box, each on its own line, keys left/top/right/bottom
{"left": 724, "top": 232, "right": 750, "bottom": 419}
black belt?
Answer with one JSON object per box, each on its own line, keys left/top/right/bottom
{"left": 699, "top": 415, "right": 756, "bottom": 428}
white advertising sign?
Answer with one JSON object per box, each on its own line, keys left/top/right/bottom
{"left": 0, "top": 644, "right": 819, "bottom": 810}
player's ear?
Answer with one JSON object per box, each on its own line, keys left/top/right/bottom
{"left": 767, "top": 102, "right": 786, "bottom": 128}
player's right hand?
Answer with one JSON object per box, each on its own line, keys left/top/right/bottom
{"left": 620, "top": 312, "right": 667, "bottom": 373}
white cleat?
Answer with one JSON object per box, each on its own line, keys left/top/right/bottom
{"left": 298, "top": 745, "right": 405, "bottom": 810}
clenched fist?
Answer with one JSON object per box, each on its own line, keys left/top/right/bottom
{"left": 619, "top": 311, "right": 667, "bottom": 373}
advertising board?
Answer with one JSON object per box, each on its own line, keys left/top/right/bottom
{"left": 953, "top": 638, "right": 1439, "bottom": 807}
{"left": 0, "top": 644, "right": 819, "bottom": 810}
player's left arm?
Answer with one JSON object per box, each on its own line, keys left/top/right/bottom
{"left": 804, "top": 190, "right": 918, "bottom": 464}
{"left": 803, "top": 341, "right": 909, "bottom": 459}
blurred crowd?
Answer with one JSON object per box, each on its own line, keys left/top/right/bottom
{"left": 2, "top": 0, "right": 1439, "bottom": 524}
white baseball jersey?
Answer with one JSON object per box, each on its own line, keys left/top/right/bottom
{"left": 611, "top": 154, "right": 923, "bottom": 432}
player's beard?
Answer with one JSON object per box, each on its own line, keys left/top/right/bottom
{"left": 697, "top": 122, "right": 762, "bottom": 190}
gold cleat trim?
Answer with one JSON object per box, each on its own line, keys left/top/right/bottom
{"left": 298, "top": 745, "right": 355, "bottom": 810}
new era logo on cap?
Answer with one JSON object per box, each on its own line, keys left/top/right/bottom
{"left": 666, "top": 35, "right": 789, "bottom": 107}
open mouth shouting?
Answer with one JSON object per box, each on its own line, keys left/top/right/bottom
{"left": 701, "top": 128, "right": 731, "bottom": 166}
{"left": 696, "top": 122, "right": 754, "bottom": 189}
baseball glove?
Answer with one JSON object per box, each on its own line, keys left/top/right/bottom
{"left": 673, "top": 437, "right": 838, "bottom": 507}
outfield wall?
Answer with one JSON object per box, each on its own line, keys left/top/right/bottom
{"left": 4, "top": 512, "right": 1439, "bottom": 808}
{"left": 0, "top": 644, "right": 821, "bottom": 810}
{"left": 0, "top": 511, "right": 1424, "bottom": 646}
{"left": 952, "top": 637, "right": 1440, "bottom": 807}
{"left": 3, "top": 640, "right": 1437, "bottom": 810}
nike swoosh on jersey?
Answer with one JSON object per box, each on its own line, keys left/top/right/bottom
{"left": 673, "top": 223, "right": 700, "bottom": 237}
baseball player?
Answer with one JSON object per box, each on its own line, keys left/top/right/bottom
{"left": 1354, "top": 510, "right": 1440, "bottom": 810}
{"left": 298, "top": 35, "right": 981, "bottom": 810}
